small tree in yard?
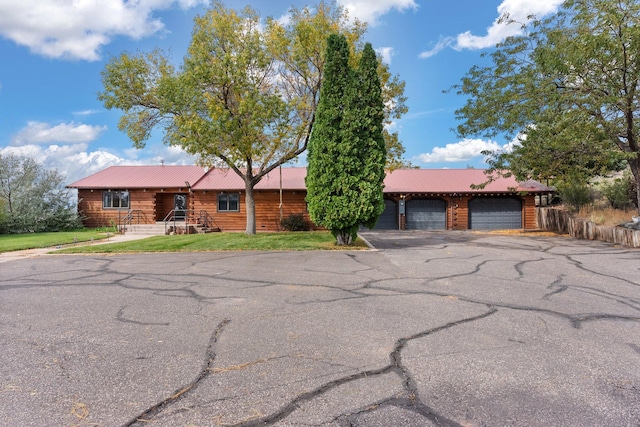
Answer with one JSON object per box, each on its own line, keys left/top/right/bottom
{"left": 305, "top": 35, "right": 386, "bottom": 245}
{"left": 0, "top": 154, "right": 82, "bottom": 233}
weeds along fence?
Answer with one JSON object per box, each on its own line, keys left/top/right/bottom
{"left": 536, "top": 207, "right": 640, "bottom": 248}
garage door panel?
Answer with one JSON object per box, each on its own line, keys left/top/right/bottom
{"left": 373, "top": 199, "right": 397, "bottom": 230}
{"left": 469, "top": 198, "right": 521, "bottom": 230}
{"left": 406, "top": 199, "right": 446, "bottom": 230}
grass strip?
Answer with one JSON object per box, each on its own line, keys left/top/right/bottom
{"left": 0, "top": 230, "right": 115, "bottom": 253}
{"left": 57, "top": 231, "right": 368, "bottom": 253}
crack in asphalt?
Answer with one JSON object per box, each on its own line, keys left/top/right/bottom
{"left": 121, "top": 318, "right": 230, "bottom": 427}
{"left": 229, "top": 309, "right": 497, "bottom": 427}
{"left": 561, "top": 253, "right": 640, "bottom": 287}
{"left": 116, "top": 306, "right": 170, "bottom": 326}
{"left": 513, "top": 257, "right": 545, "bottom": 279}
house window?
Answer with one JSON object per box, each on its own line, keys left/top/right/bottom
{"left": 217, "top": 193, "right": 239, "bottom": 212}
{"left": 103, "top": 190, "right": 129, "bottom": 209}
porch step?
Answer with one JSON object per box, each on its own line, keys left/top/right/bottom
{"left": 124, "top": 223, "right": 168, "bottom": 236}
{"left": 124, "top": 222, "right": 220, "bottom": 235}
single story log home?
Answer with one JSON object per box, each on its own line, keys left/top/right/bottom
{"left": 68, "top": 166, "right": 553, "bottom": 232}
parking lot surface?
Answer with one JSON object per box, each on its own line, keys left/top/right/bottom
{"left": 1, "top": 230, "right": 639, "bottom": 426}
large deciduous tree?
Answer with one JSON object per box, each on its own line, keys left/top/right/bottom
{"left": 99, "top": 1, "right": 408, "bottom": 234}
{"left": 453, "top": 0, "right": 640, "bottom": 212}
{"left": 0, "top": 154, "right": 81, "bottom": 233}
{"left": 305, "top": 35, "right": 386, "bottom": 245}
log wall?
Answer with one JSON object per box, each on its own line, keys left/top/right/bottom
{"left": 536, "top": 207, "right": 640, "bottom": 248}
{"left": 191, "top": 190, "right": 313, "bottom": 232}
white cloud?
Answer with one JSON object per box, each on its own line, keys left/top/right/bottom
{"left": 338, "top": 0, "right": 418, "bottom": 24}
{"left": 415, "top": 138, "right": 501, "bottom": 163}
{"left": 1, "top": 142, "right": 197, "bottom": 185}
{"left": 0, "top": 0, "right": 207, "bottom": 61}
{"left": 419, "top": 36, "right": 455, "bottom": 59}
{"left": 419, "top": 0, "right": 563, "bottom": 58}
{"left": 376, "top": 46, "right": 394, "bottom": 65}
{"left": 12, "top": 121, "right": 107, "bottom": 145}
{"left": 73, "top": 109, "right": 101, "bottom": 116}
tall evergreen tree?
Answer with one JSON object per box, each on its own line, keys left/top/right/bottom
{"left": 306, "top": 35, "right": 386, "bottom": 245}
{"left": 350, "top": 43, "right": 386, "bottom": 229}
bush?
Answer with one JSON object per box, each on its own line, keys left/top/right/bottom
{"left": 601, "top": 173, "right": 634, "bottom": 210}
{"left": 280, "top": 213, "right": 310, "bottom": 231}
{"left": 557, "top": 179, "right": 592, "bottom": 212}
{"left": 0, "top": 154, "right": 82, "bottom": 234}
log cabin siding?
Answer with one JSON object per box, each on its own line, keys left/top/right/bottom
{"left": 523, "top": 194, "right": 537, "bottom": 230}
{"left": 78, "top": 188, "right": 174, "bottom": 227}
{"left": 78, "top": 188, "right": 540, "bottom": 231}
{"left": 452, "top": 197, "right": 469, "bottom": 230}
{"left": 191, "top": 190, "right": 312, "bottom": 232}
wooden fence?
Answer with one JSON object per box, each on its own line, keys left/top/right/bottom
{"left": 536, "top": 207, "right": 640, "bottom": 248}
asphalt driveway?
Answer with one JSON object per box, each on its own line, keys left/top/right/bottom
{"left": 1, "top": 231, "right": 639, "bottom": 426}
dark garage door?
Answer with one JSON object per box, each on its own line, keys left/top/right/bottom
{"left": 373, "top": 199, "right": 397, "bottom": 229}
{"left": 469, "top": 197, "right": 522, "bottom": 230}
{"left": 406, "top": 199, "right": 446, "bottom": 230}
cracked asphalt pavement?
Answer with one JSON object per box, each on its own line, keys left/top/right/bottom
{"left": 1, "top": 230, "right": 639, "bottom": 426}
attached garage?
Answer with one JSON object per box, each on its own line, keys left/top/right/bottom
{"left": 469, "top": 197, "right": 522, "bottom": 230}
{"left": 406, "top": 198, "right": 446, "bottom": 230}
{"left": 373, "top": 199, "right": 398, "bottom": 229}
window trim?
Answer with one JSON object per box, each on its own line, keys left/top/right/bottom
{"left": 217, "top": 192, "right": 240, "bottom": 212}
{"left": 102, "top": 190, "right": 130, "bottom": 209}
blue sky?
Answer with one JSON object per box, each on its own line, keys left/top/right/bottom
{"left": 0, "top": 0, "right": 564, "bottom": 185}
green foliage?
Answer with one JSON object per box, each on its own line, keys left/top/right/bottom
{"left": 0, "top": 154, "right": 82, "bottom": 234}
{"left": 99, "top": 1, "right": 408, "bottom": 234}
{"left": 306, "top": 35, "right": 386, "bottom": 245}
{"left": 348, "top": 42, "right": 386, "bottom": 228}
{"left": 556, "top": 178, "right": 592, "bottom": 212}
{"left": 601, "top": 173, "right": 635, "bottom": 210}
{"left": 280, "top": 213, "right": 311, "bottom": 231}
{"left": 452, "top": 0, "right": 640, "bottom": 213}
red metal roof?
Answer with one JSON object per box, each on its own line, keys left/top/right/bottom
{"left": 191, "top": 167, "right": 308, "bottom": 191}
{"left": 69, "top": 166, "right": 552, "bottom": 194}
{"left": 381, "top": 168, "right": 551, "bottom": 193}
{"left": 68, "top": 165, "right": 207, "bottom": 189}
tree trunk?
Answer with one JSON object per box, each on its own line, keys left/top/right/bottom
{"left": 244, "top": 178, "right": 256, "bottom": 235}
{"left": 630, "top": 156, "right": 640, "bottom": 215}
{"left": 335, "top": 230, "right": 353, "bottom": 246}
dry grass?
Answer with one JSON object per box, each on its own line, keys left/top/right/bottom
{"left": 477, "top": 229, "right": 566, "bottom": 237}
{"left": 574, "top": 206, "right": 637, "bottom": 226}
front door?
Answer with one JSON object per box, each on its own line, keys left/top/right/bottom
{"left": 174, "top": 194, "right": 187, "bottom": 220}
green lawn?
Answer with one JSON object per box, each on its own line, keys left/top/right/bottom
{"left": 56, "top": 231, "right": 368, "bottom": 253}
{"left": 0, "top": 230, "right": 115, "bottom": 253}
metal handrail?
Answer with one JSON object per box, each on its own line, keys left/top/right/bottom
{"left": 198, "top": 210, "right": 218, "bottom": 231}
{"left": 119, "top": 209, "right": 143, "bottom": 233}
{"left": 163, "top": 209, "right": 195, "bottom": 234}
{"left": 163, "top": 209, "right": 216, "bottom": 234}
